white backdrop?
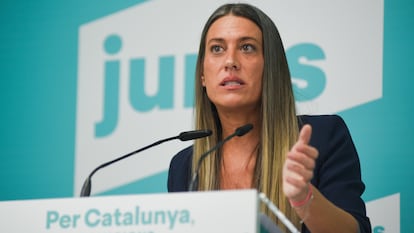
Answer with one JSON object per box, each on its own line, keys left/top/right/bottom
{"left": 75, "top": 0, "right": 391, "bottom": 231}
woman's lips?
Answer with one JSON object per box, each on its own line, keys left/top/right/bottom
{"left": 220, "top": 77, "right": 245, "bottom": 86}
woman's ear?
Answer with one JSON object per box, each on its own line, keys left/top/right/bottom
{"left": 201, "top": 75, "right": 206, "bottom": 86}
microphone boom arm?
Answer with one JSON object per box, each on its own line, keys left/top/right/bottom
{"left": 80, "top": 129, "right": 212, "bottom": 197}
{"left": 188, "top": 124, "right": 253, "bottom": 191}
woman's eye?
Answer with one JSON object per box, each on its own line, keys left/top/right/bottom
{"left": 241, "top": 44, "right": 255, "bottom": 52}
{"left": 211, "top": 45, "right": 223, "bottom": 53}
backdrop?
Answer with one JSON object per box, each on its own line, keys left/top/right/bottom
{"left": 1, "top": 0, "right": 413, "bottom": 232}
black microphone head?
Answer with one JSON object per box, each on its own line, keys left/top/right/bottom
{"left": 235, "top": 124, "right": 253, "bottom": 137}
{"left": 178, "top": 129, "right": 212, "bottom": 141}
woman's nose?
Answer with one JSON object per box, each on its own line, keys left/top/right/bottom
{"left": 225, "top": 60, "right": 240, "bottom": 71}
{"left": 225, "top": 50, "right": 240, "bottom": 71}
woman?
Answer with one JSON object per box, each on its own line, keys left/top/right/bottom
{"left": 167, "top": 3, "right": 371, "bottom": 233}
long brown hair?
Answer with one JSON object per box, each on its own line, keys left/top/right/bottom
{"left": 192, "top": 3, "right": 300, "bottom": 229}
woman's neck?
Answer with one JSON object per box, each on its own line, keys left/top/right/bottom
{"left": 220, "top": 140, "right": 259, "bottom": 190}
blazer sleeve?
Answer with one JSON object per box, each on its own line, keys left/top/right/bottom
{"left": 167, "top": 146, "right": 193, "bottom": 192}
{"left": 302, "top": 115, "right": 371, "bottom": 233}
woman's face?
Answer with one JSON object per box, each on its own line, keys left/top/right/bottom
{"left": 202, "top": 15, "right": 264, "bottom": 112}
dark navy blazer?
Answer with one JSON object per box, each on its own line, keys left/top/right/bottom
{"left": 167, "top": 115, "right": 371, "bottom": 233}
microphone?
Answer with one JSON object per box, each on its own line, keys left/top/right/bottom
{"left": 188, "top": 124, "right": 253, "bottom": 191}
{"left": 80, "top": 129, "right": 212, "bottom": 197}
{"left": 259, "top": 192, "right": 300, "bottom": 233}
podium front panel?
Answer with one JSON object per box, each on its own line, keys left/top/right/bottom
{"left": 0, "top": 189, "right": 259, "bottom": 233}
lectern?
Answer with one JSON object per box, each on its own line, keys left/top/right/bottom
{"left": 0, "top": 189, "right": 285, "bottom": 233}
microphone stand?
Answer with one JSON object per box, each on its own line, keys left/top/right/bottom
{"left": 80, "top": 129, "right": 212, "bottom": 197}
{"left": 188, "top": 124, "right": 253, "bottom": 191}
